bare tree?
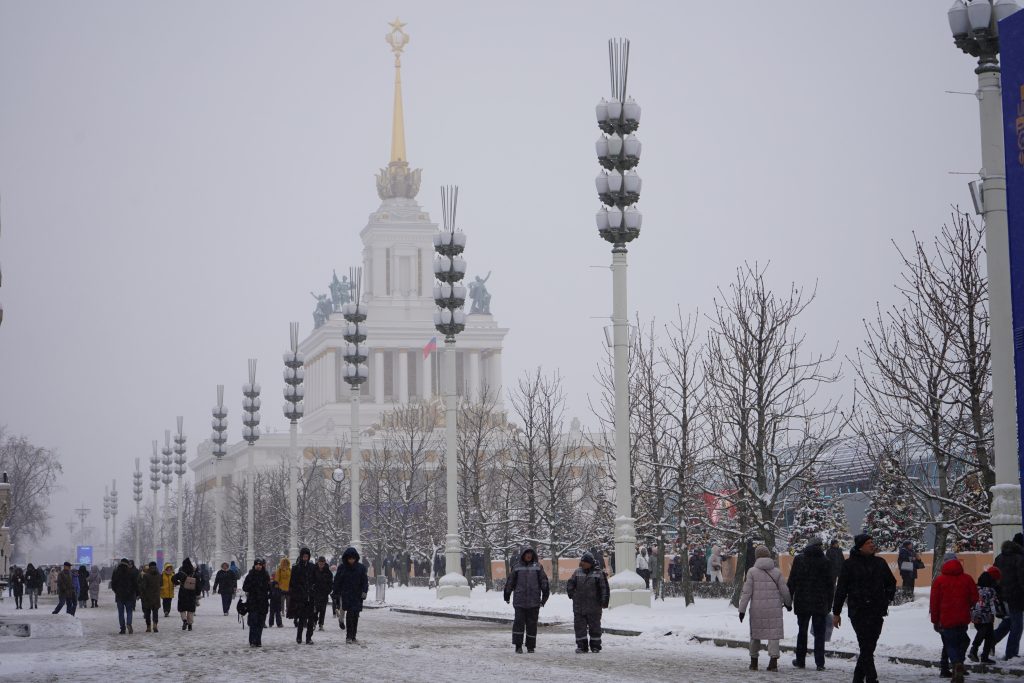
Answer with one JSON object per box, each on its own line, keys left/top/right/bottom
{"left": 0, "top": 428, "right": 62, "bottom": 558}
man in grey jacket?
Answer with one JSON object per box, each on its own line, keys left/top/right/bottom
{"left": 504, "top": 546, "right": 550, "bottom": 653}
{"left": 566, "top": 552, "right": 610, "bottom": 654}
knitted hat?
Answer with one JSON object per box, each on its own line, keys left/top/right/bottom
{"left": 853, "top": 533, "right": 872, "bottom": 550}
{"left": 986, "top": 566, "right": 1003, "bottom": 581}
{"left": 755, "top": 545, "right": 772, "bottom": 559}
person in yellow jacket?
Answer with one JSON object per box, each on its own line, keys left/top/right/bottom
{"left": 160, "top": 563, "right": 176, "bottom": 617}
{"left": 277, "top": 558, "right": 291, "bottom": 622}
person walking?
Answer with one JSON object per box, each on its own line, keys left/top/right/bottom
{"left": 710, "top": 542, "right": 724, "bottom": 583}
{"left": 787, "top": 535, "right": 834, "bottom": 671}
{"left": 635, "top": 547, "right": 650, "bottom": 590}
{"left": 738, "top": 545, "right": 792, "bottom": 671}
{"left": 503, "top": 546, "right": 550, "bottom": 654}
{"left": 931, "top": 554, "right": 979, "bottom": 683}
{"left": 276, "top": 557, "right": 292, "bottom": 623}
{"left": 212, "top": 562, "right": 237, "bottom": 616}
{"left": 288, "top": 547, "right": 318, "bottom": 644}
{"left": 565, "top": 552, "right": 609, "bottom": 653}
{"left": 47, "top": 566, "right": 58, "bottom": 595}
{"left": 689, "top": 548, "right": 707, "bottom": 583}
{"left": 24, "top": 563, "right": 42, "bottom": 609}
{"left": 969, "top": 566, "right": 1003, "bottom": 664}
{"left": 173, "top": 558, "right": 200, "bottom": 631}
{"left": 668, "top": 554, "right": 683, "bottom": 585}
{"left": 88, "top": 567, "right": 101, "bottom": 607}
{"left": 268, "top": 575, "right": 284, "bottom": 628}
{"left": 77, "top": 565, "right": 90, "bottom": 608}
{"left": 242, "top": 558, "right": 271, "bottom": 648}
{"left": 53, "top": 562, "right": 77, "bottom": 615}
{"left": 110, "top": 557, "right": 139, "bottom": 635}
{"left": 332, "top": 547, "right": 369, "bottom": 644}
{"left": 313, "top": 556, "right": 334, "bottom": 631}
{"left": 898, "top": 541, "right": 922, "bottom": 601}
{"left": 993, "top": 538, "right": 1024, "bottom": 660}
{"left": 826, "top": 539, "right": 845, "bottom": 584}
{"left": 9, "top": 566, "right": 24, "bottom": 609}
{"left": 138, "top": 561, "right": 162, "bottom": 633}
{"left": 832, "top": 534, "right": 897, "bottom": 683}
{"left": 160, "top": 563, "right": 175, "bottom": 617}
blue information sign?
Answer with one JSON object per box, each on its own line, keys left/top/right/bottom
{"left": 76, "top": 545, "right": 93, "bottom": 566}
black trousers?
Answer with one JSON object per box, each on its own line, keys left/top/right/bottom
{"left": 142, "top": 606, "right": 159, "bottom": 626}
{"left": 795, "top": 612, "right": 827, "bottom": 668}
{"left": 162, "top": 597, "right": 172, "bottom": 615}
{"left": 512, "top": 607, "right": 540, "bottom": 649}
{"left": 851, "top": 615, "right": 884, "bottom": 683}
{"left": 345, "top": 610, "right": 360, "bottom": 640}
{"left": 971, "top": 622, "right": 995, "bottom": 657}
{"left": 295, "top": 607, "right": 315, "bottom": 641}
{"left": 573, "top": 611, "right": 602, "bottom": 651}
{"left": 248, "top": 612, "right": 265, "bottom": 645}
{"left": 268, "top": 606, "right": 282, "bottom": 627}
{"left": 315, "top": 598, "right": 329, "bottom": 627}
{"left": 220, "top": 593, "right": 232, "bottom": 614}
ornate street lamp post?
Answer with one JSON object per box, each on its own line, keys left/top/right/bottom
{"left": 284, "top": 323, "right": 305, "bottom": 561}
{"left": 103, "top": 487, "right": 111, "bottom": 563}
{"left": 342, "top": 268, "right": 368, "bottom": 554}
{"left": 242, "top": 359, "right": 262, "bottom": 567}
{"left": 948, "top": 0, "right": 1024, "bottom": 547}
{"left": 133, "top": 458, "right": 144, "bottom": 566}
{"left": 161, "top": 431, "right": 173, "bottom": 564}
{"left": 149, "top": 441, "right": 160, "bottom": 563}
{"left": 174, "top": 417, "right": 187, "bottom": 564}
{"left": 110, "top": 479, "right": 118, "bottom": 560}
{"left": 594, "top": 38, "right": 649, "bottom": 607}
{"left": 210, "top": 385, "right": 229, "bottom": 563}
{"left": 433, "top": 185, "right": 470, "bottom": 600}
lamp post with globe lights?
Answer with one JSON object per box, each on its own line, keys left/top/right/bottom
{"left": 948, "top": 0, "right": 1024, "bottom": 546}
{"left": 149, "top": 441, "right": 160, "bottom": 563}
{"left": 161, "top": 431, "right": 173, "bottom": 563}
{"left": 110, "top": 479, "right": 118, "bottom": 560}
{"left": 133, "top": 458, "right": 144, "bottom": 566}
{"left": 210, "top": 385, "right": 229, "bottom": 563}
{"left": 594, "top": 38, "right": 649, "bottom": 607}
{"left": 173, "top": 417, "right": 187, "bottom": 564}
{"left": 432, "top": 185, "right": 470, "bottom": 600}
{"left": 103, "top": 487, "right": 111, "bottom": 563}
{"left": 242, "top": 359, "right": 262, "bottom": 566}
{"left": 283, "top": 323, "right": 305, "bottom": 561}
{"left": 341, "top": 268, "right": 368, "bottom": 553}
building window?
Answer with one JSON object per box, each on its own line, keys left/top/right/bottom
{"left": 417, "top": 249, "right": 423, "bottom": 296}
{"left": 400, "top": 255, "right": 412, "bottom": 295}
{"left": 384, "top": 350, "right": 394, "bottom": 400}
{"left": 385, "top": 248, "right": 392, "bottom": 296}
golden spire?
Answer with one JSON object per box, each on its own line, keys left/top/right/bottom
{"left": 386, "top": 18, "right": 409, "bottom": 164}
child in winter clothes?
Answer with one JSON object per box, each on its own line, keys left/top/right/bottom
{"left": 931, "top": 555, "right": 980, "bottom": 683}
{"left": 565, "top": 552, "right": 609, "bottom": 653}
{"left": 503, "top": 546, "right": 550, "bottom": 653}
{"left": 969, "top": 566, "right": 1003, "bottom": 664}
{"left": 268, "top": 575, "right": 284, "bottom": 627}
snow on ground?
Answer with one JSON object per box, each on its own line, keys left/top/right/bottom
{"left": 0, "top": 586, "right": 1016, "bottom": 682}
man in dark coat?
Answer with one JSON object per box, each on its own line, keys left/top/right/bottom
{"left": 110, "top": 557, "right": 140, "bottom": 634}
{"left": 689, "top": 549, "right": 707, "bottom": 583}
{"left": 993, "top": 538, "right": 1024, "bottom": 660}
{"left": 212, "top": 562, "right": 237, "bottom": 616}
{"left": 832, "top": 534, "right": 896, "bottom": 683}
{"left": 313, "top": 556, "right": 334, "bottom": 630}
{"left": 787, "top": 536, "right": 834, "bottom": 671}
{"left": 24, "top": 563, "right": 42, "bottom": 609}
{"left": 53, "top": 562, "right": 76, "bottom": 615}
{"left": 897, "top": 541, "right": 920, "bottom": 600}
{"left": 9, "top": 566, "right": 24, "bottom": 609}
{"left": 77, "top": 565, "right": 90, "bottom": 608}
{"left": 289, "top": 547, "right": 319, "bottom": 644}
{"left": 243, "top": 559, "right": 271, "bottom": 647}
{"left": 503, "top": 546, "right": 550, "bottom": 653}
{"left": 173, "top": 558, "right": 200, "bottom": 630}
{"left": 138, "top": 561, "right": 162, "bottom": 632}
{"left": 566, "top": 552, "right": 609, "bottom": 653}
{"left": 332, "top": 547, "right": 369, "bottom": 643}
{"left": 826, "top": 539, "right": 845, "bottom": 583}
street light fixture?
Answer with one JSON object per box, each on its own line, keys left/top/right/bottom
{"left": 132, "top": 458, "right": 143, "bottom": 566}
{"left": 149, "top": 441, "right": 160, "bottom": 563}
{"left": 947, "top": 0, "right": 1024, "bottom": 547}
{"left": 210, "top": 385, "right": 229, "bottom": 563}
{"left": 594, "top": 38, "right": 649, "bottom": 607}
{"left": 161, "top": 431, "right": 173, "bottom": 564}
{"left": 173, "top": 417, "right": 187, "bottom": 565}
{"left": 242, "top": 359, "right": 261, "bottom": 567}
{"left": 342, "top": 268, "right": 368, "bottom": 554}
{"left": 103, "top": 487, "right": 111, "bottom": 564}
{"left": 433, "top": 185, "right": 470, "bottom": 600}
{"left": 109, "top": 480, "right": 118, "bottom": 561}
{"left": 283, "top": 322, "right": 305, "bottom": 561}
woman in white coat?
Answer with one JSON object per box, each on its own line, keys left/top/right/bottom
{"left": 738, "top": 545, "right": 792, "bottom": 671}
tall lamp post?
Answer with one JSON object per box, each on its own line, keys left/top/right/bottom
{"left": 110, "top": 480, "right": 118, "bottom": 560}
{"left": 103, "top": 487, "right": 111, "bottom": 563}
{"left": 594, "top": 38, "right": 649, "bottom": 607}
{"left": 948, "top": 0, "right": 1024, "bottom": 547}
{"left": 210, "top": 385, "right": 229, "bottom": 563}
{"left": 342, "top": 268, "right": 367, "bottom": 554}
{"left": 284, "top": 323, "right": 305, "bottom": 561}
{"left": 149, "top": 441, "right": 160, "bottom": 563}
{"left": 133, "top": 458, "right": 143, "bottom": 566}
{"left": 242, "top": 359, "right": 262, "bottom": 567}
{"left": 161, "top": 431, "right": 173, "bottom": 564}
{"left": 432, "top": 185, "right": 470, "bottom": 600}
{"left": 173, "top": 417, "right": 187, "bottom": 563}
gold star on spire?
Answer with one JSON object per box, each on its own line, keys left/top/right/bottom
{"left": 385, "top": 18, "right": 410, "bottom": 163}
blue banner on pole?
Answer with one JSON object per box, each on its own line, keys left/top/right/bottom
{"left": 76, "top": 545, "right": 93, "bottom": 566}
{"left": 1002, "top": 10, "right": 1024, "bottom": 509}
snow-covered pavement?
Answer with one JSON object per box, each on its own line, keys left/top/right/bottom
{"left": 0, "top": 587, "right": 1016, "bottom": 682}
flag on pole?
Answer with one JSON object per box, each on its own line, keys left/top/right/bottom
{"left": 423, "top": 336, "right": 438, "bottom": 359}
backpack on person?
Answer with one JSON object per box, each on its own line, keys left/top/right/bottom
{"left": 183, "top": 575, "right": 197, "bottom": 591}
{"left": 972, "top": 586, "right": 997, "bottom": 624}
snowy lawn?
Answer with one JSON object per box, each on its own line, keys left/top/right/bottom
{"left": 0, "top": 585, "right": 1018, "bottom": 682}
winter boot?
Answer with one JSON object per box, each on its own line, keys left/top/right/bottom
{"left": 952, "top": 663, "right": 966, "bottom": 683}
{"left": 153, "top": 624, "right": 158, "bottom": 633}
{"left": 749, "top": 657, "right": 758, "bottom": 671}
{"left": 515, "top": 646, "right": 523, "bottom": 654}
{"left": 119, "top": 628, "right": 126, "bottom": 635}
{"left": 145, "top": 624, "right": 151, "bottom": 633}
{"left": 182, "top": 621, "right": 187, "bottom": 631}
{"left": 296, "top": 630, "right": 303, "bottom": 644}
{"left": 767, "top": 657, "right": 778, "bottom": 671}
{"left": 127, "top": 624, "right": 133, "bottom": 635}
{"left": 968, "top": 649, "right": 980, "bottom": 663}
{"left": 187, "top": 623, "right": 192, "bottom": 631}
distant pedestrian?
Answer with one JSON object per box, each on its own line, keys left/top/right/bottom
{"left": 242, "top": 558, "right": 271, "bottom": 647}
{"left": 111, "top": 558, "right": 139, "bottom": 634}
{"left": 739, "top": 545, "right": 791, "bottom": 671}
{"left": 332, "top": 547, "right": 369, "bottom": 644}
{"left": 993, "top": 538, "right": 1024, "bottom": 660}
{"left": 288, "top": 547, "right": 318, "bottom": 644}
{"left": 139, "top": 561, "right": 162, "bottom": 633}
{"left": 503, "top": 546, "right": 550, "bottom": 654}
{"left": 268, "top": 575, "right": 284, "bottom": 627}
{"left": 709, "top": 542, "right": 724, "bottom": 583}
{"left": 88, "top": 567, "right": 101, "bottom": 607}
{"left": 24, "top": 563, "right": 42, "bottom": 609}
{"left": 931, "top": 553, "right": 978, "bottom": 683}
{"left": 832, "top": 533, "right": 896, "bottom": 683}
{"left": 566, "top": 552, "right": 609, "bottom": 653}
{"left": 969, "top": 566, "right": 1003, "bottom": 664}
{"left": 636, "top": 547, "right": 650, "bottom": 589}
{"left": 52, "top": 562, "right": 77, "bottom": 615}
{"left": 173, "top": 558, "right": 200, "bottom": 631}
{"left": 160, "top": 563, "right": 175, "bottom": 617}
{"left": 9, "top": 566, "right": 24, "bottom": 609}
{"left": 898, "top": 541, "right": 922, "bottom": 600}
{"left": 313, "top": 556, "right": 334, "bottom": 631}
{"left": 213, "top": 562, "right": 237, "bottom": 616}
{"left": 668, "top": 554, "right": 683, "bottom": 585}
{"left": 689, "top": 549, "right": 707, "bottom": 583}
{"left": 825, "top": 539, "right": 845, "bottom": 584}
{"left": 276, "top": 557, "right": 292, "bottom": 622}
{"left": 787, "top": 536, "right": 833, "bottom": 671}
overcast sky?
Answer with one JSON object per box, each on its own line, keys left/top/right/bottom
{"left": 0, "top": 1, "right": 987, "bottom": 557}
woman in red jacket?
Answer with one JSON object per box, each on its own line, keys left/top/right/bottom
{"left": 931, "top": 556, "right": 980, "bottom": 683}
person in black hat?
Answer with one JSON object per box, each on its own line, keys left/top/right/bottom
{"left": 111, "top": 557, "right": 140, "bottom": 634}
{"left": 832, "top": 533, "right": 896, "bottom": 683}
{"left": 242, "top": 558, "right": 271, "bottom": 647}
{"left": 53, "top": 562, "right": 76, "bottom": 615}
{"left": 288, "top": 547, "right": 318, "bottom": 644}
{"left": 566, "top": 552, "right": 609, "bottom": 653}
{"left": 313, "top": 556, "right": 334, "bottom": 631}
